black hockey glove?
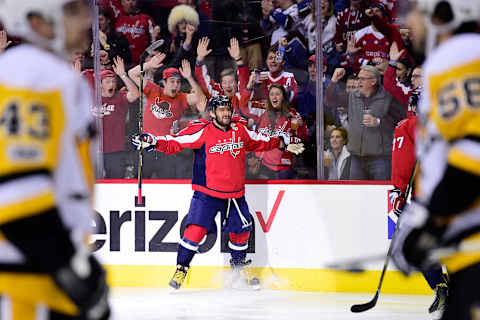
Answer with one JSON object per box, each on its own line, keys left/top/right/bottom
{"left": 54, "top": 254, "right": 111, "bottom": 320}
{"left": 402, "top": 216, "right": 446, "bottom": 270}
{"left": 392, "top": 201, "right": 444, "bottom": 275}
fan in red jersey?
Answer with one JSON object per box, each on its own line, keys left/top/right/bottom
{"left": 255, "top": 84, "right": 308, "bottom": 179}
{"left": 114, "top": 0, "right": 160, "bottom": 64}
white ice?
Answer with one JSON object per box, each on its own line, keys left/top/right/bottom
{"left": 110, "top": 288, "right": 436, "bottom": 320}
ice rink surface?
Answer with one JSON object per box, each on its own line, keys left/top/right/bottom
{"left": 110, "top": 288, "right": 436, "bottom": 320}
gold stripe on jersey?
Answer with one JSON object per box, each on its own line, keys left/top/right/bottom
{"left": 76, "top": 139, "right": 94, "bottom": 190}
{"left": 440, "top": 233, "right": 480, "bottom": 274}
{"left": 0, "top": 273, "right": 78, "bottom": 316}
{"left": 448, "top": 147, "right": 480, "bottom": 176}
{"left": 0, "top": 192, "right": 54, "bottom": 225}
{"left": 428, "top": 59, "right": 480, "bottom": 142}
{"left": 0, "top": 85, "right": 64, "bottom": 177}
{"left": 10, "top": 297, "right": 36, "bottom": 320}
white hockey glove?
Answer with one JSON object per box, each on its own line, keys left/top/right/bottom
{"left": 279, "top": 132, "right": 305, "bottom": 155}
{"left": 132, "top": 133, "right": 157, "bottom": 152}
{"left": 286, "top": 143, "right": 305, "bottom": 155}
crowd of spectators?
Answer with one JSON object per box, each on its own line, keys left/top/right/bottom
{"left": 0, "top": 0, "right": 421, "bottom": 181}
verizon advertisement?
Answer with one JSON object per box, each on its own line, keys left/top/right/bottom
{"left": 93, "top": 183, "right": 392, "bottom": 270}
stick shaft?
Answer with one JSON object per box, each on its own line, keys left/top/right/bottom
{"left": 136, "top": 63, "right": 144, "bottom": 205}
{"left": 351, "top": 162, "right": 418, "bottom": 313}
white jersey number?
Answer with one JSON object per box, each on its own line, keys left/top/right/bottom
{"left": 392, "top": 136, "right": 404, "bottom": 151}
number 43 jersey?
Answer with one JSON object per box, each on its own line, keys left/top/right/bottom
{"left": 417, "top": 33, "right": 480, "bottom": 273}
{"left": 0, "top": 45, "right": 96, "bottom": 264}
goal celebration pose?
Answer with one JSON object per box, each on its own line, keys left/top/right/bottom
{"left": 133, "top": 95, "right": 304, "bottom": 289}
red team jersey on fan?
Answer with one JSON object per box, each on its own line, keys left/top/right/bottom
{"left": 194, "top": 63, "right": 257, "bottom": 121}
{"left": 266, "top": 71, "right": 298, "bottom": 102}
{"left": 256, "top": 109, "right": 307, "bottom": 171}
{"left": 391, "top": 116, "right": 416, "bottom": 192}
{"left": 101, "top": 90, "right": 131, "bottom": 153}
{"left": 154, "top": 120, "right": 281, "bottom": 199}
{"left": 354, "top": 25, "right": 390, "bottom": 66}
{"left": 245, "top": 71, "right": 298, "bottom": 116}
{"left": 334, "top": 7, "right": 370, "bottom": 50}
{"left": 100, "top": 0, "right": 124, "bottom": 21}
{"left": 114, "top": 13, "right": 157, "bottom": 64}
{"left": 143, "top": 81, "right": 189, "bottom": 136}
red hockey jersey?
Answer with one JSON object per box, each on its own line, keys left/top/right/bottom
{"left": 256, "top": 109, "right": 307, "bottom": 171}
{"left": 266, "top": 71, "right": 298, "bottom": 103}
{"left": 334, "top": 8, "right": 370, "bottom": 50}
{"left": 115, "top": 13, "right": 157, "bottom": 64}
{"left": 354, "top": 25, "right": 390, "bottom": 67}
{"left": 245, "top": 71, "right": 299, "bottom": 120}
{"left": 154, "top": 119, "right": 282, "bottom": 199}
{"left": 194, "top": 63, "right": 257, "bottom": 121}
{"left": 391, "top": 116, "right": 416, "bottom": 192}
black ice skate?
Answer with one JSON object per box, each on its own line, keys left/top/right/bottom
{"left": 230, "top": 258, "right": 261, "bottom": 290}
{"left": 428, "top": 282, "right": 448, "bottom": 316}
{"left": 169, "top": 265, "right": 189, "bottom": 290}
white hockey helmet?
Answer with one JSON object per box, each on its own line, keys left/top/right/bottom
{"left": 416, "top": 0, "right": 480, "bottom": 53}
{"left": 0, "top": 0, "right": 82, "bottom": 55}
{"left": 418, "top": 0, "right": 480, "bottom": 31}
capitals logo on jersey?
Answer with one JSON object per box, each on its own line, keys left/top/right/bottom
{"left": 258, "top": 121, "right": 288, "bottom": 138}
{"left": 116, "top": 21, "right": 146, "bottom": 39}
{"left": 209, "top": 131, "right": 244, "bottom": 158}
{"left": 150, "top": 97, "right": 173, "bottom": 119}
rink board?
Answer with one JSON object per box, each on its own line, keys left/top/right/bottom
{"left": 93, "top": 182, "right": 431, "bottom": 294}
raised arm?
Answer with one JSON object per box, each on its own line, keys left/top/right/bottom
{"left": 180, "top": 59, "right": 206, "bottom": 112}
{"left": 127, "top": 52, "right": 166, "bottom": 88}
{"left": 383, "top": 43, "right": 409, "bottom": 107}
{"left": 227, "top": 38, "right": 244, "bottom": 67}
{"left": 112, "top": 56, "right": 139, "bottom": 102}
{"left": 325, "top": 68, "right": 349, "bottom": 108}
{"left": 195, "top": 37, "right": 216, "bottom": 96}
{"left": 0, "top": 30, "right": 12, "bottom": 53}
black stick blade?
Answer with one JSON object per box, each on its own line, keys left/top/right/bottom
{"left": 350, "top": 293, "right": 379, "bottom": 313}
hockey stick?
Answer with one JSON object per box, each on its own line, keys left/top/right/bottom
{"left": 328, "top": 239, "right": 480, "bottom": 273}
{"left": 135, "top": 58, "right": 145, "bottom": 206}
{"left": 350, "top": 161, "right": 418, "bottom": 313}
{"left": 135, "top": 40, "right": 164, "bottom": 206}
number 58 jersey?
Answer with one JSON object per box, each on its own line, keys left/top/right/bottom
{"left": 418, "top": 33, "right": 480, "bottom": 202}
{"left": 0, "top": 45, "right": 96, "bottom": 264}
{"left": 417, "top": 33, "right": 480, "bottom": 273}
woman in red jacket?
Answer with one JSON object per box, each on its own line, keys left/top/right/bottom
{"left": 255, "top": 84, "right": 308, "bottom": 179}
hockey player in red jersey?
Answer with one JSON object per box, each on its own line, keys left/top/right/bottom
{"left": 132, "top": 95, "right": 304, "bottom": 290}
{"left": 389, "top": 87, "right": 449, "bottom": 316}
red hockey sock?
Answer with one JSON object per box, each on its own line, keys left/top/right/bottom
{"left": 184, "top": 224, "right": 207, "bottom": 243}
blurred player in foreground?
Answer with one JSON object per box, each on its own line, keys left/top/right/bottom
{"left": 132, "top": 95, "right": 304, "bottom": 290}
{"left": 0, "top": 0, "right": 110, "bottom": 319}
{"left": 392, "top": 1, "right": 480, "bottom": 319}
